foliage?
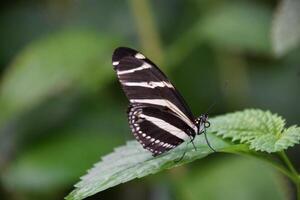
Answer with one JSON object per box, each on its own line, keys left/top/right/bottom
{"left": 272, "top": 0, "right": 300, "bottom": 56}
{"left": 0, "top": 0, "right": 299, "bottom": 200}
{"left": 211, "top": 109, "right": 300, "bottom": 152}
{"left": 173, "top": 156, "right": 287, "bottom": 200}
{"left": 66, "top": 110, "right": 300, "bottom": 200}
{"left": 2, "top": 132, "right": 123, "bottom": 193}
{"left": 0, "top": 30, "right": 119, "bottom": 124}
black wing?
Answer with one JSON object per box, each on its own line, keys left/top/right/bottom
{"left": 112, "top": 47, "right": 197, "bottom": 156}
{"left": 128, "top": 104, "right": 195, "bottom": 156}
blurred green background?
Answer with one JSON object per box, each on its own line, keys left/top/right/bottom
{"left": 0, "top": 0, "right": 299, "bottom": 199}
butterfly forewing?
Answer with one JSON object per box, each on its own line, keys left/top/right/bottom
{"left": 113, "top": 47, "right": 197, "bottom": 156}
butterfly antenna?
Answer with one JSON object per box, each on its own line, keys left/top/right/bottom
{"left": 203, "top": 130, "right": 216, "bottom": 152}
{"left": 205, "top": 99, "right": 217, "bottom": 114}
{"left": 205, "top": 80, "right": 230, "bottom": 114}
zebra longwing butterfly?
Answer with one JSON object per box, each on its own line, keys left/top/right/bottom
{"left": 112, "top": 47, "right": 210, "bottom": 157}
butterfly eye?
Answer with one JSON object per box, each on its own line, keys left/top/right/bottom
{"left": 204, "top": 121, "right": 210, "bottom": 128}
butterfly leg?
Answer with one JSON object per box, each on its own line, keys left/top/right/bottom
{"left": 189, "top": 135, "right": 197, "bottom": 151}
{"left": 174, "top": 142, "right": 188, "bottom": 163}
{"left": 203, "top": 130, "right": 216, "bottom": 152}
{"left": 174, "top": 136, "right": 196, "bottom": 163}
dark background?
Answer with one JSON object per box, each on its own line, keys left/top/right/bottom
{"left": 0, "top": 0, "right": 299, "bottom": 199}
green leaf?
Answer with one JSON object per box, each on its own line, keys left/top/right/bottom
{"left": 0, "top": 30, "right": 119, "bottom": 122}
{"left": 65, "top": 134, "right": 232, "bottom": 200}
{"left": 211, "top": 109, "right": 300, "bottom": 152}
{"left": 272, "top": 0, "right": 300, "bottom": 56}
{"left": 65, "top": 109, "right": 300, "bottom": 199}
{"left": 199, "top": 1, "right": 272, "bottom": 53}
{"left": 167, "top": 1, "right": 272, "bottom": 66}
{"left": 2, "top": 132, "right": 123, "bottom": 194}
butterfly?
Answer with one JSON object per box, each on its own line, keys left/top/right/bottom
{"left": 112, "top": 47, "right": 212, "bottom": 157}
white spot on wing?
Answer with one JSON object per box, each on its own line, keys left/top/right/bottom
{"left": 135, "top": 53, "right": 146, "bottom": 59}
{"left": 112, "top": 61, "right": 119, "bottom": 66}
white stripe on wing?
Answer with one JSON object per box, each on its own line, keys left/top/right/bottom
{"left": 122, "top": 81, "right": 174, "bottom": 88}
{"left": 117, "top": 63, "right": 151, "bottom": 75}
{"left": 140, "top": 114, "right": 190, "bottom": 140}
{"left": 130, "top": 99, "right": 196, "bottom": 132}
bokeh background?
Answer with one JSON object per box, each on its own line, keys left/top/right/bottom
{"left": 0, "top": 0, "right": 299, "bottom": 199}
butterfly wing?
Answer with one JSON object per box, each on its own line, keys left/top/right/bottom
{"left": 113, "top": 47, "right": 197, "bottom": 156}
{"left": 128, "top": 104, "right": 195, "bottom": 156}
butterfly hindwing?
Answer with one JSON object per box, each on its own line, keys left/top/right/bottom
{"left": 128, "top": 104, "right": 194, "bottom": 156}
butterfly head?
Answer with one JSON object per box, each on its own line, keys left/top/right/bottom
{"left": 195, "top": 114, "right": 210, "bottom": 135}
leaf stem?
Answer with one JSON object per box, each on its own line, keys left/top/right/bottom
{"left": 223, "top": 146, "right": 292, "bottom": 177}
{"left": 279, "top": 151, "right": 300, "bottom": 200}
{"left": 223, "top": 146, "right": 300, "bottom": 199}
{"left": 257, "top": 153, "right": 296, "bottom": 182}
{"left": 223, "top": 148, "right": 297, "bottom": 183}
{"left": 279, "top": 151, "right": 298, "bottom": 177}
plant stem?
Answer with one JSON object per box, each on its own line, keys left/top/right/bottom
{"left": 227, "top": 150, "right": 297, "bottom": 183}
{"left": 279, "top": 151, "right": 299, "bottom": 177}
{"left": 279, "top": 151, "right": 300, "bottom": 200}
{"left": 224, "top": 147, "right": 300, "bottom": 199}
{"left": 128, "top": 0, "right": 163, "bottom": 64}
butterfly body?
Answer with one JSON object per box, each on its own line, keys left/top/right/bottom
{"left": 112, "top": 47, "right": 209, "bottom": 156}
